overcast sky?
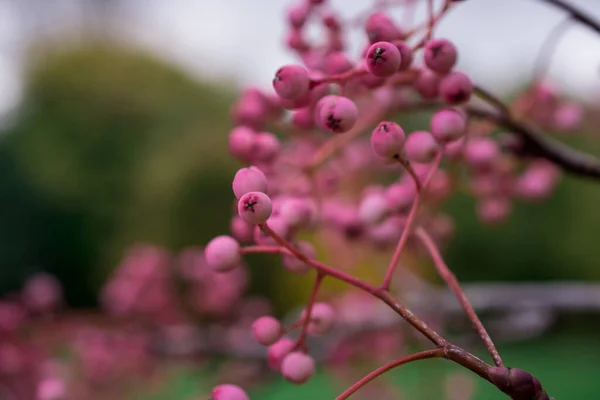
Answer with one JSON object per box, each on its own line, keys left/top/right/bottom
{"left": 1, "top": 0, "right": 600, "bottom": 118}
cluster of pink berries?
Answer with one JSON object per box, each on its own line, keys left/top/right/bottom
{"left": 210, "top": 0, "right": 585, "bottom": 398}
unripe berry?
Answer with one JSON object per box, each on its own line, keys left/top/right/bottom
{"left": 439, "top": 71, "right": 473, "bottom": 105}
{"left": 283, "top": 241, "right": 315, "bottom": 274}
{"left": 358, "top": 192, "right": 389, "bottom": 224}
{"left": 430, "top": 109, "right": 466, "bottom": 143}
{"left": 273, "top": 65, "right": 310, "bottom": 100}
{"left": 211, "top": 384, "right": 249, "bottom": 400}
{"left": 238, "top": 192, "right": 273, "bottom": 224}
{"left": 365, "top": 12, "right": 403, "bottom": 43}
{"left": 281, "top": 352, "right": 316, "bottom": 384}
{"left": 304, "top": 302, "right": 335, "bottom": 335}
{"left": 404, "top": 131, "right": 439, "bottom": 163}
{"left": 232, "top": 166, "right": 268, "bottom": 199}
{"left": 414, "top": 69, "right": 441, "bottom": 99}
{"left": 268, "top": 338, "right": 295, "bottom": 371}
{"left": 205, "top": 236, "right": 241, "bottom": 272}
{"left": 316, "top": 95, "right": 358, "bottom": 134}
{"left": 370, "top": 121, "right": 406, "bottom": 160}
{"left": 424, "top": 38, "right": 458, "bottom": 74}
{"left": 252, "top": 316, "right": 282, "bottom": 346}
{"left": 366, "top": 41, "right": 402, "bottom": 78}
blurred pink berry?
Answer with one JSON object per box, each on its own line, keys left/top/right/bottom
{"left": 370, "top": 121, "right": 406, "bottom": 160}
{"left": 414, "top": 69, "right": 441, "bottom": 100}
{"left": 554, "top": 103, "right": 583, "bottom": 131}
{"left": 366, "top": 41, "right": 402, "bottom": 78}
{"left": 205, "top": 236, "right": 241, "bottom": 272}
{"left": 385, "top": 182, "right": 415, "bottom": 211}
{"left": 254, "top": 216, "right": 290, "bottom": 245}
{"left": 254, "top": 132, "right": 280, "bottom": 163}
{"left": 430, "top": 109, "right": 466, "bottom": 143}
{"left": 392, "top": 40, "right": 413, "bottom": 71}
{"left": 439, "top": 71, "right": 473, "bottom": 105}
{"left": 286, "top": 29, "right": 309, "bottom": 53}
{"left": 252, "top": 316, "right": 282, "bottom": 346}
{"left": 292, "top": 108, "right": 314, "bottom": 130}
{"left": 232, "top": 166, "right": 268, "bottom": 199}
{"left": 273, "top": 65, "right": 310, "bottom": 100}
{"left": 316, "top": 95, "right": 358, "bottom": 134}
{"left": 287, "top": 3, "right": 310, "bottom": 28}
{"left": 268, "top": 338, "right": 295, "bottom": 371}
{"left": 231, "top": 88, "right": 269, "bottom": 129}
{"left": 304, "top": 302, "right": 335, "bottom": 335}
{"left": 211, "top": 384, "right": 249, "bottom": 400}
{"left": 358, "top": 192, "right": 389, "bottom": 224}
{"left": 464, "top": 138, "right": 498, "bottom": 169}
{"left": 424, "top": 38, "right": 457, "bottom": 74}
{"left": 324, "top": 52, "right": 354, "bottom": 75}
{"left": 279, "top": 197, "right": 317, "bottom": 228}
{"left": 477, "top": 197, "right": 511, "bottom": 225}
{"left": 238, "top": 192, "right": 273, "bottom": 224}
{"left": 281, "top": 352, "right": 316, "bottom": 384}
{"left": 283, "top": 241, "right": 315, "bottom": 274}
{"left": 404, "top": 131, "right": 439, "bottom": 163}
{"left": 514, "top": 161, "right": 560, "bottom": 201}
{"left": 365, "top": 12, "right": 403, "bottom": 43}
{"left": 23, "top": 273, "right": 62, "bottom": 313}
{"left": 228, "top": 126, "right": 256, "bottom": 162}
{"left": 230, "top": 216, "right": 254, "bottom": 243}
{"left": 37, "top": 377, "right": 65, "bottom": 400}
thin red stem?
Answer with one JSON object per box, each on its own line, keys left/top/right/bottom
{"left": 310, "top": 68, "right": 368, "bottom": 88}
{"left": 295, "top": 273, "right": 325, "bottom": 351}
{"left": 336, "top": 348, "right": 443, "bottom": 400}
{"left": 258, "top": 223, "right": 446, "bottom": 346}
{"left": 282, "top": 318, "right": 304, "bottom": 335}
{"left": 240, "top": 245, "right": 286, "bottom": 255}
{"left": 381, "top": 152, "right": 443, "bottom": 290}
{"left": 415, "top": 226, "right": 505, "bottom": 368}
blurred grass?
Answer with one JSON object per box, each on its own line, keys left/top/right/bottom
{"left": 135, "top": 329, "right": 599, "bottom": 399}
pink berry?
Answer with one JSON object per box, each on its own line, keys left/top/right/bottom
{"left": 287, "top": 3, "right": 310, "bottom": 28}
{"left": 281, "top": 352, "right": 316, "bottom": 384}
{"left": 211, "top": 384, "right": 249, "bottom": 400}
{"left": 430, "top": 109, "right": 466, "bottom": 143}
{"left": 252, "top": 316, "right": 282, "bottom": 346}
{"left": 254, "top": 132, "right": 280, "bottom": 163}
{"left": 324, "top": 52, "right": 354, "bottom": 75}
{"left": 424, "top": 38, "right": 458, "bottom": 74}
{"left": 238, "top": 192, "right": 273, "bottom": 224}
{"left": 404, "top": 131, "right": 439, "bottom": 163}
{"left": 273, "top": 65, "right": 310, "bottom": 100}
{"left": 385, "top": 182, "right": 415, "bottom": 211}
{"left": 514, "top": 161, "right": 559, "bottom": 201}
{"left": 304, "top": 302, "right": 335, "bottom": 335}
{"left": 439, "top": 71, "right": 473, "bottom": 105}
{"left": 279, "top": 197, "right": 317, "bottom": 228}
{"left": 230, "top": 216, "right": 254, "bottom": 243}
{"left": 268, "top": 338, "right": 295, "bottom": 371}
{"left": 414, "top": 69, "right": 441, "bottom": 100}
{"left": 292, "top": 107, "right": 314, "bottom": 130}
{"left": 392, "top": 40, "right": 413, "bottom": 71}
{"left": 205, "top": 236, "right": 241, "bottom": 272}
{"left": 476, "top": 197, "right": 511, "bottom": 225}
{"left": 286, "top": 29, "right": 309, "bottom": 53}
{"left": 283, "top": 241, "right": 316, "bottom": 274}
{"left": 554, "top": 103, "right": 583, "bottom": 131}
{"left": 370, "top": 121, "right": 406, "bottom": 160}
{"left": 365, "top": 12, "right": 403, "bottom": 43}
{"left": 464, "top": 138, "right": 498, "bottom": 169}
{"left": 228, "top": 126, "right": 257, "bottom": 162}
{"left": 358, "top": 192, "right": 389, "bottom": 224}
{"left": 254, "top": 216, "right": 290, "bottom": 245}
{"left": 231, "top": 88, "right": 269, "bottom": 129}
{"left": 366, "top": 41, "right": 402, "bottom": 78}
{"left": 232, "top": 166, "right": 268, "bottom": 199}
{"left": 316, "top": 95, "right": 358, "bottom": 134}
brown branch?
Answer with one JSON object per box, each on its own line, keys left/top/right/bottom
{"left": 542, "top": 0, "right": 600, "bottom": 35}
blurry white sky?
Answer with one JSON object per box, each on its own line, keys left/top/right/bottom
{"left": 1, "top": 0, "right": 600, "bottom": 118}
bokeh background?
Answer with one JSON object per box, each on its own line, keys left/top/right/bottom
{"left": 1, "top": 0, "right": 600, "bottom": 399}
